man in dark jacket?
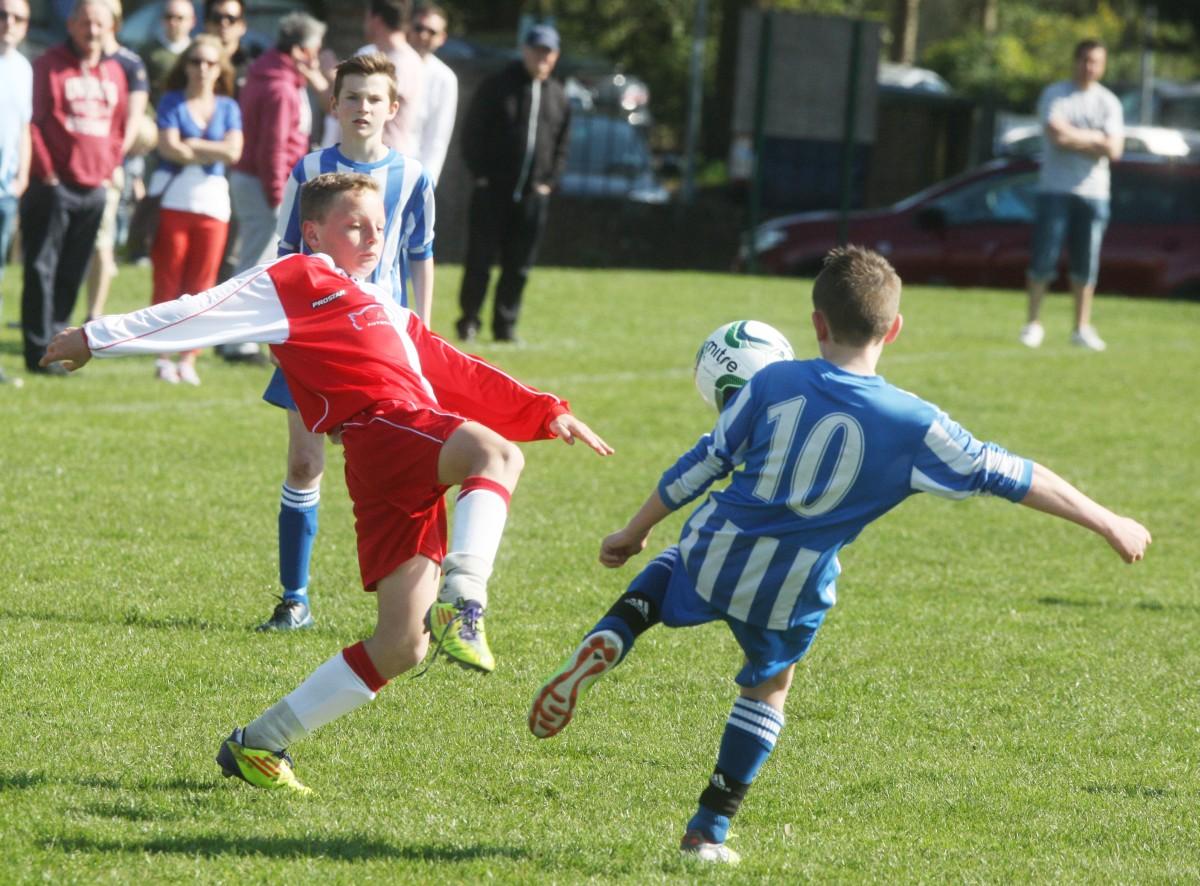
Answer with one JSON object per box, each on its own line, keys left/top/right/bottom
{"left": 456, "top": 23, "right": 570, "bottom": 343}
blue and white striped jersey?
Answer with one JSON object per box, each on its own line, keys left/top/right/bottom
{"left": 658, "top": 359, "right": 1033, "bottom": 631}
{"left": 275, "top": 146, "right": 435, "bottom": 306}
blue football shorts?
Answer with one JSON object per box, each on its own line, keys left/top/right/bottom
{"left": 262, "top": 366, "right": 297, "bottom": 410}
{"left": 627, "top": 546, "right": 826, "bottom": 688}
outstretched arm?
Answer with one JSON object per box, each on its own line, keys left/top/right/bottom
{"left": 600, "top": 489, "right": 673, "bottom": 568}
{"left": 1020, "top": 462, "right": 1150, "bottom": 563}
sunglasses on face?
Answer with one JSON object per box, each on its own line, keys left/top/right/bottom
{"left": 412, "top": 25, "right": 441, "bottom": 37}
{"left": 208, "top": 12, "right": 241, "bottom": 24}
{"left": 187, "top": 57, "right": 219, "bottom": 67}
{"left": 0, "top": 9, "right": 30, "bottom": 24}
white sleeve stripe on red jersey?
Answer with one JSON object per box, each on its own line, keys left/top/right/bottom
{"left": 89, "top": 264, "right": 277, "bottom": 352}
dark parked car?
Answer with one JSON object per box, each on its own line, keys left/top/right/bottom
{"left": 559, "top": 113, "right": 669, "bottom": 203}
{"left": 743, "top": 156, "right": 1200, "bottom": 297}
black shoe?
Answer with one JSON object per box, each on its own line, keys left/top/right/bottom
{"left": 255, "top": 598, "right": 316, "bottom": 632}
{"left": 493, "top": 333, "right": 524, "bottom": 346}
{"left": 455, "top": 319, "right": 478, "bottom": 342}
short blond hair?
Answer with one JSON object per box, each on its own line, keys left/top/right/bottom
{"left": 299, "top": 172, "right": 381, "bottom": 223}
{"left": 812, "top": 246, "right": 901, "bottom": 345}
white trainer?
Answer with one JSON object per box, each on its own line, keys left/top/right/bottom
{"left": 680, "top": 830, "right": 741, "bottom": 864}
{"left": 1018, "top": 321, "right": 1045, "bottom": 348}
{"left": 154, "top": 358, "right": 180, "bottom": 383}
{"left": 178, "top": 362, "right": 201, "bottom": 386}
{"left": 1070, "top": 325, "right": 1107, "bottom": 351}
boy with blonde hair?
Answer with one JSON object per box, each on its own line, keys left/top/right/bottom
{"left": 260, "top": 52, "right": 437, "bottom": 634}
{"left": 42, "top": 172, "right": 613, "bottom": 793}
{"left": 529, "top": 246, "right": 1150, "bottom": 864}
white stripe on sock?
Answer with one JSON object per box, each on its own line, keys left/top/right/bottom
{"left": 282, "top": 484, "right": 320, "bottom": 509}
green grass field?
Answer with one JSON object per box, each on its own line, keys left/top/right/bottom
{"left": 1, "top": 263, "right": 1198, "bottom": 883}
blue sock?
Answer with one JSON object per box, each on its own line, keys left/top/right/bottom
{"left": 279, "top": 484, "right": 319, "bottom": 605}
{"left": 688, "top": 696, "right": 785, "bottom": 843}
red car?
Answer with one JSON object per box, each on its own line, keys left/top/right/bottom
{"left": 743, "top": 156, "right": 1200, "bottom": 297}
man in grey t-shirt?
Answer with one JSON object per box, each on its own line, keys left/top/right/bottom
{"left": 1020, "top": 39, "right": 1124, "bottom": 352}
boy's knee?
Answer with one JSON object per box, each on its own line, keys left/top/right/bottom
{"left": 371, "top": 633, "right": 430, "bottom": 680}
{"left": 287, "top": 455, "right": 324, "bottom": 487}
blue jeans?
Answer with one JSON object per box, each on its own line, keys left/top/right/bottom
{"left": 1027, "top": 191, "right": 1110, "bottom": 288}
{"left": 0, "top": 194, "right": 17, "bottom": 287}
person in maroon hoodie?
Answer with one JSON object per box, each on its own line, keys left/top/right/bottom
{"left": 227, "top": 12, "right": 326, "bottom": 278}
{"left": 219, "top": 11, "right": 325, "bottom": 364}
{"left": 20, "top": 0, "right": 128, "bottom": 374}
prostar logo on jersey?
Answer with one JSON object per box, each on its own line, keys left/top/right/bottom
{"left": 311, "top": 289, "right": 347, "bottom": 309}
{"left": 347, "top": 304, "right": 391, "bottom": 330}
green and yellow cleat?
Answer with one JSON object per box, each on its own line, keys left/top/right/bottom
{"left": 425, "top": 599, "right": 495, "bottom": 673}
{"left": 216, "top": 727, "right": 311, "bottom": 794}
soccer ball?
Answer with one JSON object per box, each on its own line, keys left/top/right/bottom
{"left": 694, "top": 320, "right": 794, "bottom": 411}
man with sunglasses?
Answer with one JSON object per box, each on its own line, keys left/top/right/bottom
{"left": 203, "top": 0, "right": 252, "bottom": 91}
{"left": 0, "top": 0, "right": 31, "bottom": 382}
{"left": 406, "top": 3, "right": 456, "bottom": 185}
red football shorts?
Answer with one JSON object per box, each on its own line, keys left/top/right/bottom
{"left": 340, "top": 400, "right": 466, "bottom": 590}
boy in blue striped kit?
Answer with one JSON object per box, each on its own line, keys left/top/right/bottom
{"left": 529, "top": 246, "right": 1151, "bottom": 864}
{"left": 258, "top": 52, "right": 435, "bottom": 633}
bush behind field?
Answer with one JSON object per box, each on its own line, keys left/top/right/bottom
{"left": 1, "top": 265, "right": 1198, "bottom": 883}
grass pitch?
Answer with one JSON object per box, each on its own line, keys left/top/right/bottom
{"left": 0, "top": 263, "right": 1197, "bottom": 883}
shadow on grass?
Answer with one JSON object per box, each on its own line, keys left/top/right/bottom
{"left": 1082, "top": 783, "right": 1174, "bottom": 800}
{"left": 43, "top": 833, "right": 529, "bottom": 864}
{"left": 0, "top": 606, "right": 242, "bottom": 634}
{"left": 0, "top": 769, "right": 219, "bottom": 794}
{"left": 1037, "top": 596, "right": 1102, "bottom": 608}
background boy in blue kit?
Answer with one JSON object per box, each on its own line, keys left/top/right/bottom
{"left": 528, "top": 245, "right": 1151, "bottom": 865}
{"left": 259, "top": 52, "right": 436, "bottom": 633}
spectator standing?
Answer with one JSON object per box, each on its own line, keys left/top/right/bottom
{"left": 407, "top": 3, "right": 456, "bottom": 184}
{"left": 203, "top": 0, "right": 254, "bottom": 91}
{"left": 139, "top": 0, "right": 195, "bottom": 107}
{"left": 21, "top": 0, "right": 128, "bottom": 375}
{"left": 455, "top": 24, "right": 570, "bottom": 343}
{"left": 148, "top": 34, "right": 242, "bottom": 385}
{"left": 0, "top": 0, "right": 32, "bottom": 368}
{"left": 84, "top": 0, "right": 150, "bottom": 321}
{"left": 227, "top": 13, "right": 325, "bottom": 277}
{"left": 322, "top": 0, "right": 423, "bottom": 155}
{"left": 1020, "top": 39, "right": 1124, "bottom": 352}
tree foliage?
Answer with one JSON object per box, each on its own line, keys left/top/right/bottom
{"left": 441, "top": 0, "right": 1198, "bottom": 152}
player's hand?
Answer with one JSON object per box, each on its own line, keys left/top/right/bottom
{"left": 549, "top": 413, "right": 614, "bottom": 456}
{"left": 599, "top": 527, "right": 648, "bottom": 568}
{"left": 39, "top": 327, "right": 91, "bottom": 372}
{"left": 1105, "top": 516, "right": 1151, "bottom": 564}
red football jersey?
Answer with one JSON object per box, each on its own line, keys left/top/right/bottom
{"left": 83, "top": 254, "right": 569, "bottom": 439}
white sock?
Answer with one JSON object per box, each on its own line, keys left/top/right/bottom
{"left": 440, "top": 479, "right": 511, "bottom": 607}
{"left": 244, "top": 643, "right": 384, "bottom": 750}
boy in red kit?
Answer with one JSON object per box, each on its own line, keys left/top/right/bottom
{"left": 41, "top": 172, "right": 613, "bottom": 793}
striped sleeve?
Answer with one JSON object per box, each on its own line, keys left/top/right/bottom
{"left": 276, "top": 161, "right": 306, "bottom": 256}
{"left": 910, "top": 411, "right": 1032, "bottom": 502}
{"left": 658, "top": 383, "right": 756, "bottom": 510}
{"left": 403, "top": 170, "right": 435, "bottom": 261}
